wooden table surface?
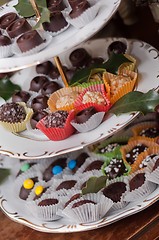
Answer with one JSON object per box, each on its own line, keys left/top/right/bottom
{"left": 0, "top": 2, "right": 159, "bottom": 240}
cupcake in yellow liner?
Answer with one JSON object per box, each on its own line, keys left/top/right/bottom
{"left": 120, "top": 136, "right": 156, "bottom": 166}
{"left": 124, "top": 169, "right": 157, "bottom": 202}
{"left": 130, "top": 146, "right": 159, "bottom": 174}
{"left": 74, "top": 83, "right": 111, "bottom": 112}
{"left": 131, "top": 121, "right": 159, "bottom": 140}
{"left": 118, "top": 54, "right": 137, "bottom": 73}
{"left": 103, "top": 70, "right": 137, "bottom": 104}
{"left": 48, "top": 86, "right": 84, "bottom": 112}
{"left": 62, "top": 192, "right": 113, "bottom": 223}
{"left": 0, "top": 102, "right": 33, "bottom": 133}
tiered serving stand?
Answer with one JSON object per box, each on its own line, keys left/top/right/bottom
{"left": 0, "top": 0, "right": 159, "bottom": 233}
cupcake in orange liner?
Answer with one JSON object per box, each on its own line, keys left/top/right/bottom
{"left": 103, "top": 69, "right": 137, "bottom": 104}
{"left": 130, "top": 146, "right": 159, "bottom": 174}
{"left": 0, "top": 102, "right": 33, "bottom": 133}
{"left": 131, "top": 121, "right": 159, "bottom": 140}
{"left": 36, "top": 110, "right": 75, "bottom": 141}
{"left": 120, "top": 136, "right": 157, "bottom": 166}
{"left": 74, "top": 83, "right": 111, "bottom": 112}
{"left": 48, "top": 86, "right": 84, "bottom": 112}
{"left": 118, "top": 54, "right": 137, "bottom": 73}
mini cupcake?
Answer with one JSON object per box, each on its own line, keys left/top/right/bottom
{"left": 71, "top": 106, "right": 105, "bottom": 132}
{"left": 103, "top": 69, "right": 137, "bottom": 104}
{"left": 64, "top": 0, "right": 101, "bottom": 29}
{"left": 0, "top": 102, "right": 33, "bottom": 133}
{"left": 36, "top": 110, "right": 75, "bottom": 141}
{"left": 120, "top": 136, "right": 155, "bottom": 165}
{"left": 48, "top": 86, "right": 84, "bottom": 111}
{"left": 74, "top": 83, "right": 111, "bottom": 112}
{"left": 124, "top": 169, "right": 156, "bottom": 202}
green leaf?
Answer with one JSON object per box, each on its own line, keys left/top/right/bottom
{"left": 0, "top": 78, "right": 21, "bottom": 100}
{"left": 14, "top": 0, "right": 47, "bottom": 18}
{"left": 70, "top": 53, "right": 131, "bottom": 86}
{"left": 109, "top": 90, "right": 159, "bottom": 115}
{"left": 33, "top": 7, "right": 50, "bottom": 29}
{"left": 0, "top": 168, "right": 10, "bottom": 184}
{"left": 82, "top": 175, "right": 107, "bottom": 195}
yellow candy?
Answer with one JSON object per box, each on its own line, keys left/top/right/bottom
{"left": 35, "top": 185, "right": 44, "bottom": 196}
{"left": 23, "top": 178, "right": 34, "bottom": 189}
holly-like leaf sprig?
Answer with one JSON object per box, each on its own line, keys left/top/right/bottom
{"left": 0, "top": 168, "right": 10, "bottom": 184}
{"left": 13, "top": 0, "right": 50, "bottom": 28}
{"left": 0, "top": 77, "right": 21, "bottom": 100}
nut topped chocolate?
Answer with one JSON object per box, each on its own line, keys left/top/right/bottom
{"left": 43, "top": 110, "right": 68, "bottom": 128}
{"left": 0, "top": 102, "right": 26, "bottom": 123}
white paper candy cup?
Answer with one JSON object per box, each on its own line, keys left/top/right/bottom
{"left": 0, "top": 43, "right": 13, "bottom": 58}
{"left": 71, "top": 111, "right": 105, "bottom": 133}
{"left": 145, "top": 158, "right": 159, "bottom": 185}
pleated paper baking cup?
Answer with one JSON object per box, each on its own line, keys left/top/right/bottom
{"left": 0, "top": 102, "right": 33, "bottom": 133}
{"left": 0, "top": 43, "right": 13, "bottom": 58}
{"left": 145, "top": 156, "right": 159, "bottom": 185}
{"left": 48, "top": 86, "right": 84, "bottom": 111}
{"left": 118, "top": 54, "right": 137, "bottom": 73}
{"left": 130, "top": 146, "right": 159, "bottom": 173}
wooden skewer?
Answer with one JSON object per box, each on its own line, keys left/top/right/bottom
{"left": 54, "top": 56, "right": 69, "bottom": 87}
{"left": 29, "top": 0, "right": 41, "bottom": 21}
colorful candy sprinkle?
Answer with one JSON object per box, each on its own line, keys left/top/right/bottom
{"left": 35, "top": 185, "right": 44, "bottom": 196}
{"left": 68, "top": 159, "right": 77, "bottom": 170}
{"left": 23, "top": 178, "right": 34, "bottom": 189}
{"left": 52, "top": 165, "right": 63, "bottom": 175}
{"left": 20, "top": 163, "right": 30, "bottom": 172}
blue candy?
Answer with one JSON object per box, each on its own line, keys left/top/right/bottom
{"left": 68, "top": 159, "right": 77, "bottom": 170}
{"left": 52, "top": 165, "right": 63, "bottom": 175}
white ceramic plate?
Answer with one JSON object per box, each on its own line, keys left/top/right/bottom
{"left": 0, "top": 38, "right": 159, "bottom": 159}
{"left": 0, "top": 0, "right": 121, "bottom": 72}
{"left": 0, "top": 154, "right": 159, "bottom": 233}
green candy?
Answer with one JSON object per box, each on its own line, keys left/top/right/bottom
{"left": 20, "top": 163, "right": 30, "bottom": 172}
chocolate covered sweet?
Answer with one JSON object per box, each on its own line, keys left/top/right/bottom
{"left": 49, "top": 65, "right": 60, "bottom": 79}
{"left": 69, "top": 1, "right": 90, "bottom": 19}
{"left": 68, "top": 152, "right": 89, "bottom": 173}
{"left": 64, "top": 193, "right": 81, "bottom": 207}
{"left": 126, "top": 144, "right": 148, "bottom": 165}
{"left": 43, "top": 157, "right": 67, "bottom": 181}
{"left": 33, "top": 185, "right": 48, "bottom": 200}
{"left": 19, "top": 177, "right": 38, "bottom": 200}
{"left": 30, "top": 76, "right": 49, "bottom": 92}
{"left": 16, "top": 162, "right": 35, "bottom": 177}
{"left": 68, "top": 0, "right": 82, "bottom": 8}
{"left": 0, "top": 35, "right": 11, "bottom": 46}
{"left": 56, "top": 180, "right": 77, "bottom": 190}
{"left": 75, "top": 107, "right": 97, "bottom": 124}
{"left": 30, "top": 110, "right": 48, "bottom": 129}
{"left": 41, "top": 81, "right": 61, "bottom": 95}
{"left": 7, "top": 18, "right": 32, "bottom": 39}
{"left": 36, "top": 61, "right": 53, "bottom": 75}
{"left": 43, "top": 110, "right": 68, "bottom": 128}
{"left": 31, "top": 95, "right": 49, "bottom": 111}
{"left": 102, "top": 182, "right": 127, "bottom": 202}
{"left": 69, "top": 48, "right": 91, "bottom": 68}
{"left": 107, "top": 40, "right": 127, "bottom": 56}
{"left": 139, "top": 127, "right": 159, "bottom": 138}
{"left": 153, "top": 158, "right": 159, "bottom": 171}
{"left": 139, "top": 154, "right": 159, "bottom": 169}
{"left": 129, "top": 172, "right": 145, "bottom": 191}
{"left": 0, "top": 12, "right": 18, "bottom": 29}
{"left": 38, "top": 198, "right": 58, "bottom": 206}
{"left": 83, "top": 160, "right": 103, "bottom": 172}
{"left": 43, "top": 10, "right": 68, "bottom": 33}
{"left": 47, "top": 0, "right": 66, "bottom": 11}
{"left": 17, "top": 30, "right": 44, "bottom": 53}
{"left": 0, "top": 102, "right": 26, "bottom": 123}
{"left": 12, "top": 90, "right": 30, "bottom": 103}
{"left": 72, "top": 199, "right": 95, "bottom": 208}
{"left": 103, "top": 158, "right": 128, "bottom": 180}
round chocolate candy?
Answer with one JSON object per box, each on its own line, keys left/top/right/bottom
{"left": 12, "top": 90, "right": 30, "bottom": 103}
{"left": 0, "top": 35, "right": 11, "bottom": 46}
{"left": 36, "top": 61, "right": 53, "bottom": 75}
{"left": 30, "top": 110, "right": 48, "bottom": 129}
{"left": 107, "top": 40, "right": 127, "bottom": 56}
{"left": 69, "top": 47, "right": 91, "bottom": 68}
{"left": 41, "top": 81, "right": 61, "bottom": 95}
{"left": 30, "top": 76, "right": 49, "bottom": 92}
{"left": 31, "top": 95, "right": 49, "bottom": 111}
{"left": 7, "top": 18, "right": 32, "bottom": 39}
{"left": 75, "top": 106, "right": 97, "bottom": 124}
{"left": 0, "top": 12, "right": 18, "bottom": 29}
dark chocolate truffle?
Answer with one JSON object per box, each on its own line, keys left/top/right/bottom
{"left": 139, "top": 127, "right": 159, "bottom": 138}
{"left": 38, "top": 198, "right": 58, "bottom": 206}
{"left": 30, "top": 76, "right": 49, "bottom": 92}
{"left": 17, "top": 30, "right": 44, "bottom": 53}
{"left": 56, "top": 180, "right": 77, "bottom": 190}
{"left": 0, "top": 102, "right": 26, "bottom": 123}
{"left": 12, "top": 90, "right": 30, "bottom": 103}
{"left": 107, "top": 40, "right": 127, "bottom": 56}
{"left": 69, "top": 48, "right": 91, "bottom": 68}
{"left": 129, "top": 173, "right": 145, "bottom": 191}
{"left": 83, "top": 160, "right": 103, "bottom": 172}
{"left": 102, "top": 182, "right": 127, "bottom": 202}
{"left": 42, "top": 10, "right": 68, "bottom": 33}
{"left": 41, "top": 81, "right": 61, "bottom": 95}
{"left": 69, "top": 1, "right": 90, "bottom": 19}
{"left": 49, "top": 65, "right": 60, "bottom": 79}
{"left": 36, "top": 61, "right": 53, "bottom": 75}
{"left": 0, "top": 35, "right": 11, "bottom": 46}
{"left": 30, "top": 110, "right": 48, "bottom": 129}
{"left": 7, "top": 18, "right": 32, "bottom": 39}
{"left": 75, "top": 107, "right": 97, "bottom": 124}
{"left": 0, "top": 12, "right": 18, "bottom": 29}
{"left": 31, "top": 95, "right": 49, "bottom": 111}
{"left": 43, "top": 110, "right": 68, "bottom": 128}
